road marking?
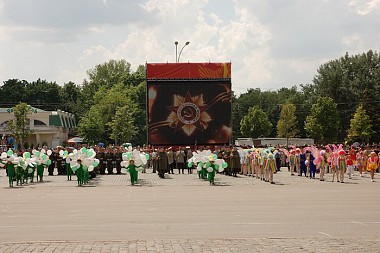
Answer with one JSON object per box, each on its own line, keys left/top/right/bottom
{"left": 318, "top": 232, "right": 333, "bottom": 237}
{"left": 351, "top": 221, "right": 367, "bottom": 226}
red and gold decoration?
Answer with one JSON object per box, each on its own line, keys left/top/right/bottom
{"left": 147, "top": 63, "right": 232, "bottom": 146}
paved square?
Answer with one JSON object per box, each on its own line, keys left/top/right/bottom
{"left": 0, "top": 168, "right": 379, "bottom": 252}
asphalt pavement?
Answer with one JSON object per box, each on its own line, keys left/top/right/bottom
{"left": 0, "top": 168, "right": 379, "bottom": 252}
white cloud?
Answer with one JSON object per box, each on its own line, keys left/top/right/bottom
{"left": 0, "top": 0, "right": 379, "bottom": 95}
{"left": 349, "top": 0, "right": 380, "bottom": 15}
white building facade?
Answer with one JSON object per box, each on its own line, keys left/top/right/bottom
{"left": 0, "top": 106, "right": 76, "bottom": 148}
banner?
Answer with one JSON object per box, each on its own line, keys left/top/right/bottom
{"left": 147, "top": 80, "right": 232, "bottom": 146}
{"left": 146, "top": 62, "right": 231, "bottom": 79}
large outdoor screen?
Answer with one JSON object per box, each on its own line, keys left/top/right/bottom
{"left": 146, "top": 63, "right": 232, "bottom": 146}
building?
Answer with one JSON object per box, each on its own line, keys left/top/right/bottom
{"left": 252, "top": 138, "right": 314, "bottom": 147}
{"left": 0, "top": 106, "right": 76, "bottom": 148}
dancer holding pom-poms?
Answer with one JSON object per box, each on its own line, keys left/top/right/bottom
{"left": 120, "top": 147, "right": 148, "bottom": 185}
{"left": 367, "top": 151, "right": 378, "bottom": 182}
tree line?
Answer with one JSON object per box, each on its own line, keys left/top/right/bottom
{"left": 234, "top": 50, "right": 380, "bottom": 144}
{"left": 1, "top": 50, "right": 379, "bottom": 145}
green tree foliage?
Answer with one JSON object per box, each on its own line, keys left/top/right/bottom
{"left": 305, "top": 97, "right": 340, "bottom": 143}
{"left": 313, "top": 50, "right": 380, "bottom": 140}
{"left": 107, "top": 105, "right": 138, "bottom": 145}
{"left": 240, "top": 106, "right": 272, "bottom": 138}
{"left": 347, "top": 105, "right": 374, "bottom": 143}
{"left": 77, "top": 109, "right": 105, "bottom": 145}
{"left": 277, "top": 103, "right": 299, "bottom": 140}
{"left": 0, "top": 79, "right": 28, "bottom": 104}
{"left": 79, "top": 81, "right": 145, "bottom": 145}
{"left": 7, "top": 103, "right": 34, "bottom": 147}
{"left": 232, "top": 85, "right": 313, "bottom": 139}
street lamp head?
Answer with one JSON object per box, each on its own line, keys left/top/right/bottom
{"left": 185, "top": 41, "right": 190, "bottom": 45}
{"left": 175, "top": 41, "right": 178, "bottom": 45}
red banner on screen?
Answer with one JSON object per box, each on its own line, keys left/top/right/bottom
{"left": 146, "top": 62, "right": 231, "bottom": 79}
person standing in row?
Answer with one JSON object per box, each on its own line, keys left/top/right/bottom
{"left": 167, "top": 148, "right": 175, "bottom": 174}
{"left": 176, "top": 148, "right": 185, "bottom": 174}
{"left": 157, "top": 147, "right": 168, "bottom": 179}
{"left": 230, "top": 147, "right": 241, "bottom": 177}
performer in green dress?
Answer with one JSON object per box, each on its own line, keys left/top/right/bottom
{"left": 6, "top": 160, "right": 15, "bottom": 188}
{"left": 207, "top": 159, "right": 217, "bottom": 185}
{"left": 126, "top": 159, "right": 140, "bottom": 185}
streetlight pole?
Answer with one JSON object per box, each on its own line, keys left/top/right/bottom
{"left": 175, "top": 41, "right": 178, "bottom": 63}
{"left": 177, "top": 41, "right": 190, "bottom": 62}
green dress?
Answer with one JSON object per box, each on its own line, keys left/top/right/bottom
{"left": 127, "top": 164, "right": 139, "bottom": 185}
{"left": 207, "top": 164, "right": 217, "bottom": 185}
{"left": 6, "top": 163, "right": 15, "bottom": 187}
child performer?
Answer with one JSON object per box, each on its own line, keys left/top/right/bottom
{"left": 252, "top": 150, "right": 259, "bottom": 179}
{"left": 319, "top": 150, "right": 327, "bottom": 181}
{"left": 16, "top": 164, "right": 23, "bottom": 186}
{"left": 289, "top": 150, "right": 296, "bottom": 176}
{"left": 66, "top": 158, "right": 73, "bottom": 181}
{"left": 259, "top": 152, "right": 265, "bottom": 181}
{"left": 6, "top": 160, "right": 15, "bottom": 188}
{"left": 295, "top": 148, "right": 301, "bottom": 174}
{"left": 346, "top": 153, "right": 354, "bottom": 179}
{"left": 207, "top": 159, "right": 217, "bottom": 185}
{"left": 330, "top": 151, "right": 339, "bottom": 182}
{"left": 367, "top": 152, "right": 378, "bottom": 182}
{"left": 338, "top": 150, "right": 347, "bottom": 183}
{"left": 266, "top": 153, "right": 276, "bottom": 184}
{"left": 76, "top": 159, "right": 84, "bottom": 186}
{"left": 126, "top": 159, "right": 139, "bottom": 185}
{"left": 356, "top": 151, "right": 363, "bottom": 177}
{"left": 36, "top": 163, "right": 44, "bottom": 182}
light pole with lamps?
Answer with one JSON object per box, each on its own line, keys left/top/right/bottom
{"left": 175, "top": 41, "right": 190, "bottom": 62}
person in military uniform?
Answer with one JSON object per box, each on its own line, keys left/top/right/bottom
{"left": 157, "top": 147, "right": 168, "bottom": 178}
{"left": 223, "top": 146, "right": 232, "bottom": 176}
{"left": 176, "top": 147, "right": 186, "bottom": 174}
{"left": 151, "top": 149, "right": 158, "bottom": 173}
{"left": 167, "top": 148, "right": 175, "bottom": 174}
{"left": 106, "top": 148, "right": 114, "bottom": 174}
{"left": 98, "top": 148, "right": 106, "bottom": 175}
{"left": 231, "top": 146, "right": 241, "bottom": 177}
{"left": 48, "top": 149, "right": 56, "bottom": 176}
{"left": 115, "top": 148, "right": 122, "bottom": 174}
{"left": 56, "top": 148, "right": 64, "bottom": 175}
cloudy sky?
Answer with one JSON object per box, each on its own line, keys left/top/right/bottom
{"left": 0, "top": 0, "right": 379, "bottom": 95}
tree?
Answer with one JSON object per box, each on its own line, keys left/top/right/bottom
{"left": 77, "top": 109, "right": 105, "bottom": 145}
{"left": 240, "top": 106, "right": 272, "bottom": 138}
{"left": 107, "top": 105, "right": 138, "bottom": 145}
{"left": 305, "top": 97, "right": 340, "bottom": 143}
{"left": 312, "top": 50, "right": 380, "bottom": 141}
{"left": 25, "top": 79, "right": 63, "bottom": 111}
{"left": 0, "top": 79, "right": 28, "bottom": 105}
{"left": 347, "top": 105, "right": 374, "bottom": 143}
{"left": 277, "top": 103, "right": 299, "bottom": 145}
{"left": 7, "top": 103, "right": 34, "bottom": 148}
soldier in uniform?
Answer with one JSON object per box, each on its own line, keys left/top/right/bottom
{"left": 48, "top": 149, "right": 57, "bottom": 176}
{"left": 223, "top": 146, "right": 232, "bottom": 176}
{"left": 176, "top": 147, "right": 186, "bottom": 174}
{"left": 106, "top": 148, "right": 114, "bottom": 174}
{"left": 99, "top": 148, "right": 106, "bottom": 175}
{"left": 231, "top": 146, "right": 241, "bottom": 177}
{"left": 56, "top": 148, "right": 64, "bottom": 175}
{"left": 151, "top": 149, "right": 157, "bottom": 173}
{"left": 115, "top": 148, "right": 122, "bottom": 174}
{"left": 167, "top": 148, "right": 175, "bottom": 174}
{"left": 157, "top": 147, "right": 168, "bottom": 178}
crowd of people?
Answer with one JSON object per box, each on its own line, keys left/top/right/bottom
{"left": 2, "top": 143, "right": 379, "bottom": 187}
